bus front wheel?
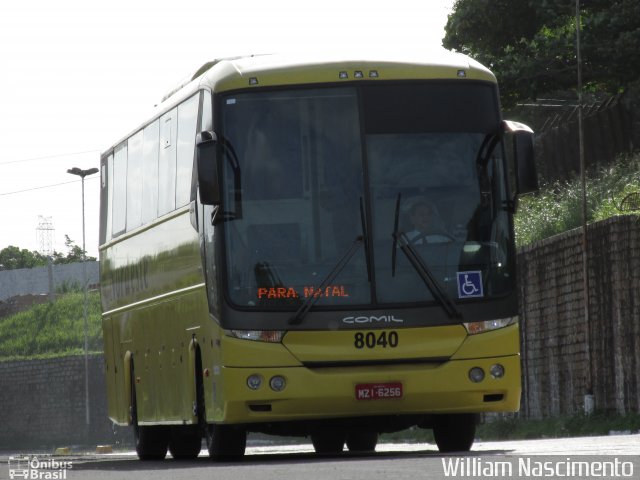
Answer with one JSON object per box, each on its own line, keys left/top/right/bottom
{"left": 346, "top": 431, "right": 378, "bottom": 452}
{"left": 432, "top": 413, "right": 477, "bottom": 453}
{"left": 206, "top": 424, "right": 247, "bottom": 460}
{"left": 311, "top": 431, "right": 346, "bottom": 454}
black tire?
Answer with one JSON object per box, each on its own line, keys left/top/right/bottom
{"left": 169, "top": 425, "right": 202, "bottom": 460}
{"left": 346, "top": 431, "right": 378, "bottom": 452}
{"left": 432, "top": 413, "right": 477, "bottom": 453}
{"left": 131, "top": 377, "right": 168, "bottom": 460}
{"left": 135, "top": 424, "right": 169, "bottom": 460}
{"left": 206, "top": 424, "right": 247, "bottom": 460}
{"left": 311, "top": 431, "right": 346, "bottom": 454}
{"left": 194, "top": 351, "right": 247, "bottom": 461}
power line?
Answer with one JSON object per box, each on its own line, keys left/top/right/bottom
{"left": 0, "top": 149, "right": 101, "bottom": 167}
{"left": 0, "top": 175, "right": 99, "bottom": 197}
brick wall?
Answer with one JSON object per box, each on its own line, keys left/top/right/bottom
{"left": 0, "top": 354, "right": 128, "bottom": 449}
{"left": 518, "top": 215, "right": 640, "bottom": 418}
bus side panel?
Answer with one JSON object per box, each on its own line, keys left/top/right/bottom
{"left": 101, "top": 210, "right": 206, "bottom": 425}
{"left": 138, "top": 297, "right": 182, "bottom": 423}
{"left": 101, "top": 316, "right": 120, "bottom": 424}
{"left": 124, "top": 287, "right": 211, "bottom": 425}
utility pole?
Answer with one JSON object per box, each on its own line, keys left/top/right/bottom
{"left": 576, "top": 0, "right": 593, "bottom": 414}
{"left": 67, "top": 166, "right": 99, "bottom": 427}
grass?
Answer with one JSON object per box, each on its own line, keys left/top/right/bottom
{"left": 380, "top": 412, "right": 640, "bottom": 444}
{"left": 0, "top": 291, "right": 102, "bottom": 361}
{"left": 515, "top": 152, "right": 640, "bottom": 247}
{"left": 476, "top": 412, "right": 640, "bottom": 440}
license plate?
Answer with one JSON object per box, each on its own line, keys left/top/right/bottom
{"left": 355, "top": 382, "right": 403, "bottom": 400}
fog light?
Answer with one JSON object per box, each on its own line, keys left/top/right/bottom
{"left": 490, "top": 364, "right": 505, "bottom": 379}
{"left": 469, "top": 367, "right": 485, "bottom": 383}
{"left": 247, "top": 374, "right": 263, "bottom": 390}
{"left": 269, "top": 375, "right": 286, "bottom": 392}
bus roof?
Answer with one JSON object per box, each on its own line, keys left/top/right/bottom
{"left": 163, "top": 50, "right": 496, "bottom": 102}
{"left": 105, "top": 50, "right": 495, "bottom": 155}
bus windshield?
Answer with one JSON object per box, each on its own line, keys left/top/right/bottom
{"left": 219, "top": 83, "right": 512, "bottom": 311}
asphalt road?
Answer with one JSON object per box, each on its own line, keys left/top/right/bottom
{"left": 1, "top": 435, "right": 638, "bottom": 480}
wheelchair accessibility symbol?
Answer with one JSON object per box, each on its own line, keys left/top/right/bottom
{"left": 456, "top": 271, "right": 484, "bottom": 298}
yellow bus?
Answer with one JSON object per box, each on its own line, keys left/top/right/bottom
{"left": 99, "top": 51, "right": 537, "bottom": 460}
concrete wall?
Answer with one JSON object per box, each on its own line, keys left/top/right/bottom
{"left": 0, "top": 354, "right": 128, "bottom": 449}
{"left": 518, "top": 215, "right": 640, "bottom": 418}
{"left": 0, "top": 261, "right": 99, "bottom": 302}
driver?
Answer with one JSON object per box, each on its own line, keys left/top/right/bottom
{"left": 406, "top": 201, "right": 451, "bottom": 244}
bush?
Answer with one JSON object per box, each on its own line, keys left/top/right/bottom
{"left": 0, "top": 291, "right": 102, "bottom": 361}
{"left": 515, "top": 153, "right": 640, "bottom": 246}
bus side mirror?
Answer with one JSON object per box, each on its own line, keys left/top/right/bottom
{"left": 503, "top": 120, "right": 538, "bottom": 195}
{"left": 196, "top": 131, "right": 221, "bottom": 206}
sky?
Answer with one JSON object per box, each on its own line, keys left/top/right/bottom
{"left": 0, "top": 0, "right": 454, "bottom": 258}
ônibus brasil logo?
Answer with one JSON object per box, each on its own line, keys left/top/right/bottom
{"left": 8, "top": 455, "right": 72, "bottom": 479}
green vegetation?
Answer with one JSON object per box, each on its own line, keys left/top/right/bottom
{"left": 514, "top": 153, "right": 640, "bottom": 247}
{"left": 0, "top": 235, "right": 96, "bottom": 271}
{"left": 0, "top": 291, "right": 102, "bottom": 361}
{"left": 476, "top": 412, "right": 640, "bottom": 440}
{"left": 444, "top": 0, "right": 640, "bottom": 106}
{"left": 380, "top": 412, "right": 640, "bottom": 443}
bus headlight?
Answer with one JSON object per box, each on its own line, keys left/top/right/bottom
{"left": 490, "top": 364, "right": 505, "bottom": 379}
{"left": 463, "top": 317, "right": 517, "bottom": 335}
{"left": 269, "top": 375, "right": 286, "bottom": 392}
{"left": 225, "top": 330, "right": 285, "bottom": 343}
{"left": 247, "top": 374, "right": 263, "bottom": 390}
{"left": 469, "top": 367, "right": 485, "bottom": 383}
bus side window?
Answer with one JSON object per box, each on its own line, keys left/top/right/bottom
{"left": 112, "top": 143, "right": 127, "bottom": 237}
{"left": 159, "top": 108, "right": 177, "bottom": 215}
{"left": 126, "top": 130, "right": 144, "bottom": 231}
{"left": 176, "top": 94, "right": 199, "bottom": 207}
{"left": 141, "top": 120, "right": 160, "bottom": 224}
{"left": 100, "top": 154, "right": 114, "bottom": 244}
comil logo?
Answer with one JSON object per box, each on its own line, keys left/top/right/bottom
{"left": 342, "top": 314, "right": 404, "bottom": 325}
{"left": 8, "top": 455, "right": 72, "bottom": 480}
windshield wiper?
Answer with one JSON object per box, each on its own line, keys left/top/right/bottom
{"left": 360, "top": 197, "right": 372, "bottom": 282}
{"left": 389, "top": 192, "right": 461, "bottom": 319}
{"left": 392, "top": 231, "right": 463, "bottom": 321}
{"left": 391, "top": 193, "right": 402, "bottom": 276}
{"left": 289, "top": 235, "right": 363, "bottom": 325}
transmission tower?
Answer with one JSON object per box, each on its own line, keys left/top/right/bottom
{"left": 36, "top": 216, "right": 55, "bottom": 256}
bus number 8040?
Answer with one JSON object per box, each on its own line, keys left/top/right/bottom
{"left": 354, "top": 331, "right": 399, "bottom": 349}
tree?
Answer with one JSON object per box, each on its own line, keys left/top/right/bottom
{"left": 51, "top": 235, "right": 96, "bottom": 265}
{"left": 0, "top": 246, "right": 48, "bottom": 270}
{"left": 0, "top": 236, "right": 95, "bottom": 270}
{"left": 443, "top": 0, "right": 640, "bottom": 105}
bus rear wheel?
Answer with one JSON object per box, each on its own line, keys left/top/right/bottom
{"left": 311, "top": 431, "right": 346, "bottom": 454}
{"left": 206, "top": 424, "right": 247, "bottom": 460}
{"left": 131, "top": 369, "right": 168, "bottom": 460}
{"left": 346, "top": 431, "right": 378, "bottom": 452}
{"left": 169, "top": 425, "right": 202, "bottom": 459}
{"left": 135, "top": 425, "right": 169, "bottom": 460}
{"left": 432, "top": 413, "right": 477, "bottom": 453}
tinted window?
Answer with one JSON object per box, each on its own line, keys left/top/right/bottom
{"left": 141, "top": 120, "right": 160, "bottom": 224}
{"left": 126, "top": 130, "right": 143, "bottom": 230}
{"left": 176, "top": 94, "right": 199, "bottom": 207}
{"left": 220, "top": 88, "right": 369, "bottom": 308}
{"left": 159, "top": 108, "right": 177, "bottom": 215}
{"left": 112, "top": 143, "right": 127, "bottom": 236}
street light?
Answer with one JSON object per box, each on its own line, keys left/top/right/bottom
{"left": 67, "top": 166, "right": 99, "bottom": 427}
